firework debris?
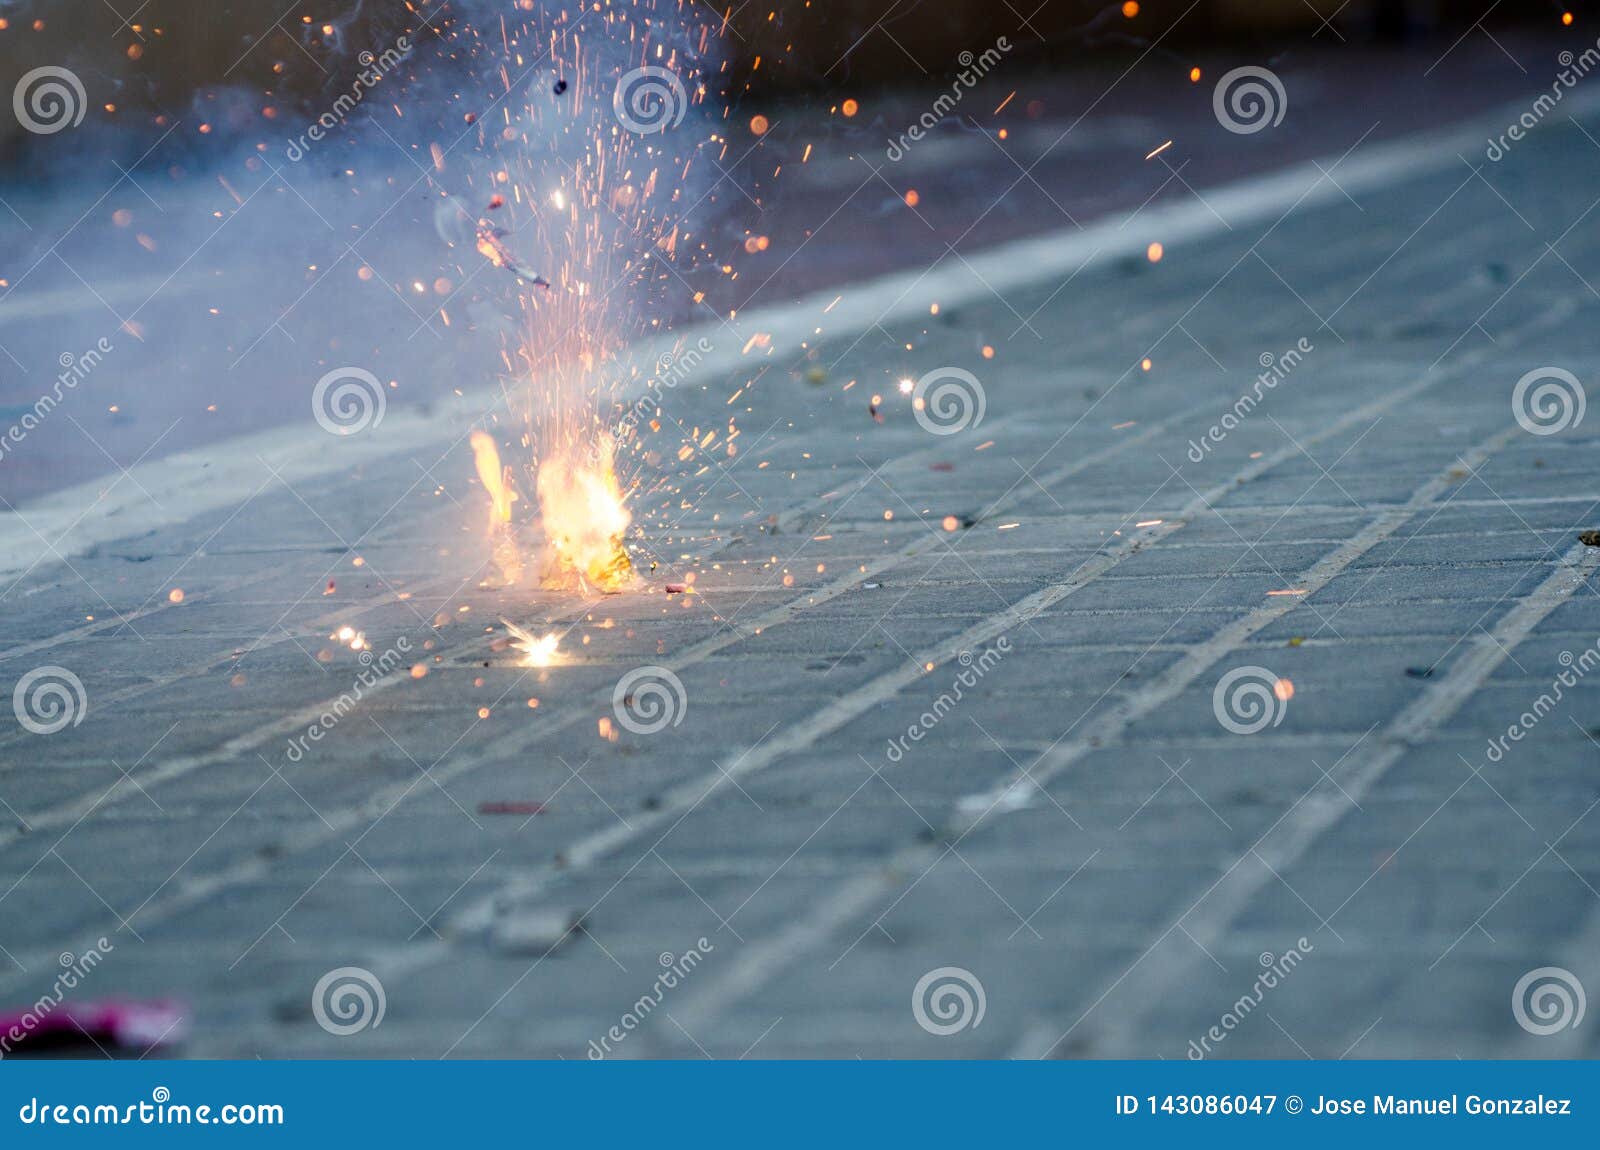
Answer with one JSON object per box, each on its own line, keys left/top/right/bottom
{"left": 478, "top": 800, "right": 546, "bottom": 815}
{"left": 475, "top": 223, "right": 550, "bottom": 288}
{"left": 0, "top": 998, "right": 187, "bottom": 1055}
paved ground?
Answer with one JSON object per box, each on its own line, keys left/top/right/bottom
{"left": 4, "top": 33, "right": 1600, "bottom": 1059}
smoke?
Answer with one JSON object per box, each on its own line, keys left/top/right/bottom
{"left": 0, "top": 1, "right": 727, "bottom": 511}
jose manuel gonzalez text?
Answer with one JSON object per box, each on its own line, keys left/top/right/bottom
{"left": 1310, "top": 1095, "right": 1572, "bottom": 1116}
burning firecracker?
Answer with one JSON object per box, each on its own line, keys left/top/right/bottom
{"left": 441, "top": 0, "right": 717, "bottom": 598}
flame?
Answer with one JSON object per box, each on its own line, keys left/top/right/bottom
{"left": 536, "top": 433, "right": 633, "bottom": 592}
{"left": 470, "top": 430, "right": 523, "bottom": 584}
{"left": 470, "top": 431, "right": 513, "bottom": 524}
{"left": 503, "top": 618, "right": 562, "bottom": 667}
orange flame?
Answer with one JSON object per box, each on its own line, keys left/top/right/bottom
{"left": 536, "top": 433, "right": 633, "bottom": 592}
{"left": 470, "top": 430, "right": 514, "bottom": 524}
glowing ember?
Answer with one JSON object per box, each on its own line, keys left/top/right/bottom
{"left": 332, "top": 625, "right": 367, "bottom": 652}
{"left": 536, "top": 433, "right": 633, "bottom": 593}
{"left": 503, "top": 619, "right": 562, "bottom": 667}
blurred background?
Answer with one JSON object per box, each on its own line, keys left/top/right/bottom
{"left": 0, "top": 0, "right": 1585, "bottom": 498}
{"left": 0, "top": 1, "right": 1581, "bottom": 162}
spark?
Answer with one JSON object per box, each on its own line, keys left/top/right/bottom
{"left": 503, "top": 619, "right": 562, "bottom": 668}
{"left": 332, "top": 625, "right": 367, "bottom": 652}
